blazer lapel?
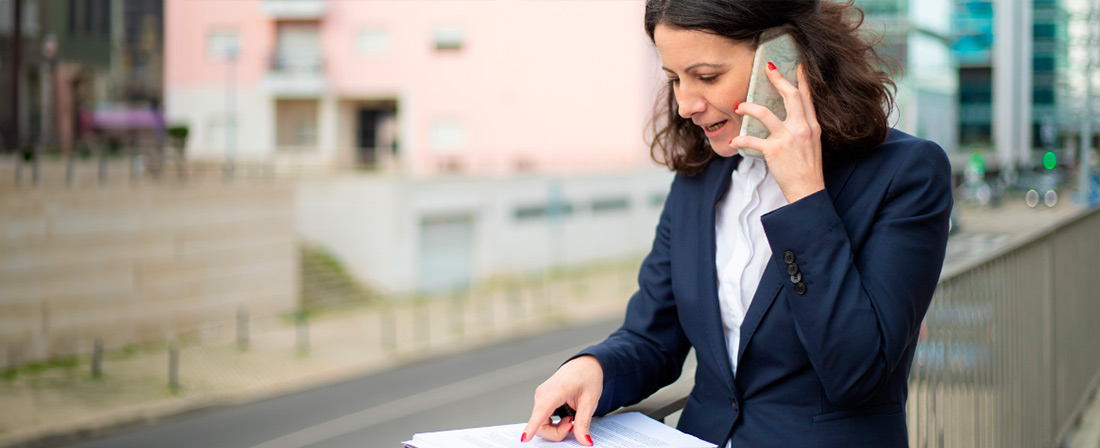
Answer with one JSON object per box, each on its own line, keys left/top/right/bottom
{"left": 736, "top": 156, "right": 858, "bottom": 369}
{"left": 697, "top": 154, "right": 740, "bottom": 392}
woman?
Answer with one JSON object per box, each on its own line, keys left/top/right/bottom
{"left": 523, "top": 0, "right": 952, "bottom": 446}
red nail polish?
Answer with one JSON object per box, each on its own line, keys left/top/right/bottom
{"left": 521, "top": 432, "right": 526, "bottom": 442}
{"left": 734, "top": 104, "right": 739, "bottom": 111}
{"left": 729, "top": 139, "right": 734, "bottom": 145}
{"left": 767, "top": 61, "right": 776, "bottom": 71}
{"left": 586, "top": 434, "right": 594, "bottom": 444}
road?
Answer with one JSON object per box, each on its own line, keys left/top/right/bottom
{"left": 70, "top": 319, "right": 622, "bottom": 448}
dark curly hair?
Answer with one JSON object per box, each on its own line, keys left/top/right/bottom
{"left": 644, "top": 0, "right": 898, "bottom": 176}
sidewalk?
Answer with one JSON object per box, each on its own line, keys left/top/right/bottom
{"left": 1, "top": 196, "right": 1096, "bottom": 448}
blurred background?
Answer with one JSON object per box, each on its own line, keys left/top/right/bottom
{"left": 1, "top": 1, "right": 1099, "bottom": 447}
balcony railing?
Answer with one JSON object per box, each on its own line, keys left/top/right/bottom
{"left": 622, "top": 206, "right": 1100, "bottom": 446}
{"left": 261, "top": 0, "right": 325, "bottom": 19}
{"left": 264, "top": 53, "right": 325, "bottom": 96}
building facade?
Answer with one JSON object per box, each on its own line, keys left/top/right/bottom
{"left": 954, "top": 0, "right": 1069, "bottom": 173}
{"left": 164, "top": 0, "right": 659, "bottom": 175}
{"left": 0, "top": 0, "right": 164, "bottom": 154}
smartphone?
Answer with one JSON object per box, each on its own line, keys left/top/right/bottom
{"left": 738, "top": 29, "right": 801, "bottom": 158}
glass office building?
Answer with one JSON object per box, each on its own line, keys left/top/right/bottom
{"left": 954, "top": 0, "right": 1068, "bottom": 162}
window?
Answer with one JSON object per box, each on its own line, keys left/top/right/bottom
{"left": 275, "top": 23, "right": 321, "bottom": 71}
{"left": 207, "top": 29, "right": 240, "bottom": 60}
{"left": 514, "top": 202, "right": 574, "bottom": 221}
{"left": 66, "top": 0, "right": 110, "bottom": 37}
{"left": 1033, "top": 56, "right": 1054, "bottom": 72}
{"left": 434, "top": 26, "right": 463, "bottom": 51}
{"left": 591, "top": 197, "right": 630, "bottom": 214}
{"left": 357, "top": 29, "right": 391, "bottom": 56}
{"left": 430, "top": 120, "right": 467, "bottom": 153}
{"left": 276, "top": 99, "right": 319, "bottom": 149}
{"left": 1033, "top": 23, "right": 1055, "bottom": 39}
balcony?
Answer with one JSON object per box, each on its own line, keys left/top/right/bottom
{"left": 261, "top": 0, "right": 326, "bottom": 19}
{"left": 263, "top": 53, "right": 326, "bottom": 97}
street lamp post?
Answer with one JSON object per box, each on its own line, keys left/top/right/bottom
{"left": 225, "top": 45, "right": 238, "bottom": 181}
{"left": 35, "top": 34, "right": 59, "bottom": 186}
{"left": 1081, "top": 0, "right": 1098, "bottom": 207}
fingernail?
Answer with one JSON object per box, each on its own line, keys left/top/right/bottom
{"left": 734, "top": 104, "right": 739, "bottom": 111}
{"left": 767, "top": 61, "right": 776, "bottom": 71}
{"left": 586, "top": 434, "right": 594, "bottom": 444}
{"left": 729, "top": 139, "right": 734, "bottom": 145}
{"left": 521, "top": 432, "right": 526, "bottom": 442}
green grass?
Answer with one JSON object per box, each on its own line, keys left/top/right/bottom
{"left": 0, "top": 356, "right": 80, "bottom": 381}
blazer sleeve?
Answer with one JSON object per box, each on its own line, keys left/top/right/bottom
{"left": 759, "top": 141, "right": 952, "bottom": 407}
{"left": 574, "top": 176, "right": 693, "bottom": 416}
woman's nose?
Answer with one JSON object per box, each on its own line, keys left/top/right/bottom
{"left": 676, "top": 91, "right": 705, "bottom": 120}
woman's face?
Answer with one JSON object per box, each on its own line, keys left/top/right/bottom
{"left": 654, "top": 25, "right": 756, "bottom": 157}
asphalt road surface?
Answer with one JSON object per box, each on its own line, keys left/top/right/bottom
{"left": 69, "top": 318, "right": 624, "bottom": 448}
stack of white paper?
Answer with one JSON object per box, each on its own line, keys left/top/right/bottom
{"left": 403, "top": 412, "right": 715, "bottom": 448}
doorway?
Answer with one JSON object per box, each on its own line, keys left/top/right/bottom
{"left": 355, "top": 99, "right": 398, "bottom": 168}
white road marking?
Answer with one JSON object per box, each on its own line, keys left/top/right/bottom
{"left": 249, "top": 346, "right": 582, "bottom": 448}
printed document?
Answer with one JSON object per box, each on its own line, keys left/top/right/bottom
{"left": 403, "top": 412, "right": 715, "bottom": 448}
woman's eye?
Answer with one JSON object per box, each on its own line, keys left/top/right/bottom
{"left": 699, "top": 75, "right": 718, "bottom": 84}
{"left": 667, "top": 79, "right": 680, "bottom": 87}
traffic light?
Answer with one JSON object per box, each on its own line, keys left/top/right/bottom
{"left": 1042, "top": 151, "right": 1057, "bottom": 170}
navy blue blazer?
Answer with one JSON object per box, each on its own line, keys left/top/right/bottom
{"left": 577, "top": 129, "right": 952, "bottom": 447}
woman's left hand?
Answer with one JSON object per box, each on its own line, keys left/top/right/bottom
{"left": 730, "top": 64, "right": 826, "bottom": 204}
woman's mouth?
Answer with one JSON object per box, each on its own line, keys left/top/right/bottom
{"left": 702, "top": 120, "right": 728, "bottom": 136}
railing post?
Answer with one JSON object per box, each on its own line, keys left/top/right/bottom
{"left": 237, "top": 305, "right": 250, "bottom": 351}
{"left": 91, "top": 338, "right": 103, "bottom": 379}
{"left": 168, "top": 336, "right": 180, "bottom": 394}
{"left": 296, "top": 311, "right": 310, "bottom": 356}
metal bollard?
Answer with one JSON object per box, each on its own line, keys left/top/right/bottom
{"left": 296, "top": 312, "right": 310, "bottom": 356}
{"left": 91, "top": 338, "right": 103, "bottom": 379}
{"left": 450, "top": 291, "right": 465, "bottom": 337}
{"left": 381, "top": 307, "right": 396, "bottom": 353}
{"left": 416, "top": 303, "right": 430, "bottom": 347}
{"left": 98, "top": 151, "right": 107, "bottom": 185}
{"left": 168, "top": 338, "right": 180, "bottom": 394}
{"left": 237, "top": 306, "right": 249, "bottom": 351}
{"left": 66, "top": 155, "right": 75, "bottom": 188}
{"left": 508, "top": 282, "right": 523, "bottom": 320}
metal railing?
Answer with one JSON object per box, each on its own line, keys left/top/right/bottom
{"left": 623, "top": 207, "right": 1100, "bottom": 447}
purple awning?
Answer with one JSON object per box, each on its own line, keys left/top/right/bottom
{"left": 93, "top": 109, "right": 164, "bottom": 130}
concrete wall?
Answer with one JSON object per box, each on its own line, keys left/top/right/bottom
{"left": 0, "top": 179, "right": 298, "bottom": 367}
{"left": 295, "top": 169, "right": 674, "bottom": 295}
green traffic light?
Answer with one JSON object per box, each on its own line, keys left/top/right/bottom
{"left": 1043, "top": 151, "right": 1057, "bottom": 170}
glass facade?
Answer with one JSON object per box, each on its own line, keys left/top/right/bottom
{"left": 954, "top": 0, "right": 1068, "bottom": 152}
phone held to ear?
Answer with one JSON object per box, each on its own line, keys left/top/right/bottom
{"left": 738, "top": 29, "right": 801, "bottom": 159}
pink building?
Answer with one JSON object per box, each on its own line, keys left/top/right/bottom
{"left": 165, "top": 0, "right": 661, "bottom": 175}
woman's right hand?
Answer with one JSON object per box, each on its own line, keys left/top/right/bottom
{"left": 521, "top": 355, "right": 604, "bottom": 446}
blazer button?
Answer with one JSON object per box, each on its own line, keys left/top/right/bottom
{"left": 790, "top": 272, "right": 802, "bottom": 283}
{"left": 783, "top": 251, "right": 796, "bottom": 264}
{"left": 731, "top": 400, "right": 740, "bottom": 412}
{"left": 787, "top": 263, "right": 800, "bottom": 276}
{"left": 794, "top": 282, "right": 807, "bottom": 295}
